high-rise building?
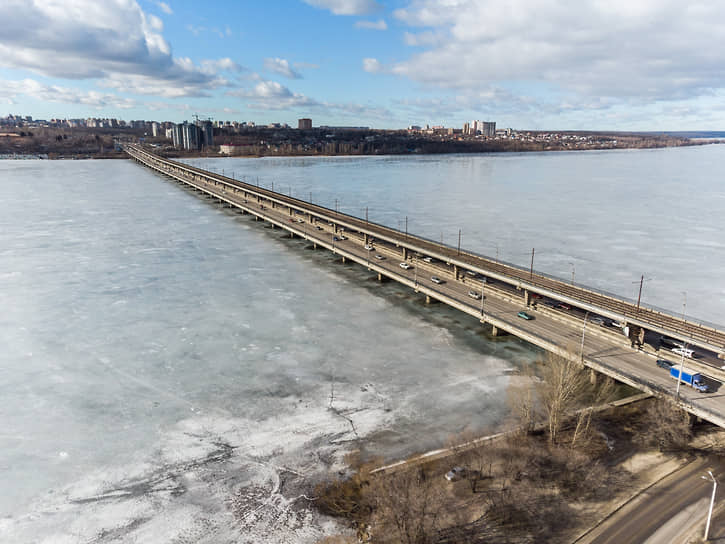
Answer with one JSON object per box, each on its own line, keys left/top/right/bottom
{"left": 470, "top": 120, "right": 496, "bottom": 137}
{"left": 298, "top": 118, "right": 312, "bottom": 130}
{"left": 201, "top": 121, "right": 213, "bottom": 147}
{"left": 463, "top": 122, "right": 470, "bottom": 135}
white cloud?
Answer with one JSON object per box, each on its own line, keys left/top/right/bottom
{"left": 263, "top": 58, "right": 301, "bottom": 79}
{"left": 389, "top": 0, "right": 725, "bottom": 105}
{"left": 355, "top": 19, "right": 387, "bottom": 30}
{"left": 303, "top": 0, "right": 381, "bottom": 16}
{"left": 156, "top": 1, "right": 173, "bottom": 15}
{"left": 362, "top": 58, "right": 382, "bottom": 73}
{"left": 228, "top": 80, "right": 317, "bottom": 109}
{"left": 187, "top": 24, "right": 230, "bottom": 39}
{"left": 0, "top": 0, "right": 238, "bottom": 97}
{"left": 0, "top": 78, "right": 137, "bottom": 109}
{"left": 226, "top": 78, "right": 393, "bottom": 121}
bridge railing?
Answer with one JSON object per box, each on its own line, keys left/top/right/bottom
{"left": 131, "top": 146, "right": 725, "bottom": 336}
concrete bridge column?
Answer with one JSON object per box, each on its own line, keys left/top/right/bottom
{"left": 590, "top": 368, "right": 598, "bottom": 385}
{"left": 341, "top": 256, "right": 347, "bottom": 263}
{"left": 491, "top": 325, "right": 507, "bottom": 337}
{"left": 453, "top": 264, "right": 459, "bottom": 280}
{"left": 364, "top": 234, "right": 369, "bottom": 245}
{"left": 403, "top": 248, "right": 408, "bottom": 260}
{"left": 524, "top": 289, "right": 530, "bottom": 307}
{"left": 377, "top": 273, "right": 384, "bottom": 282}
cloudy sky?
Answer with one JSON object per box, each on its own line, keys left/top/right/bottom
{"left": 2, "top": 0, "right": 724, "bottom": 129}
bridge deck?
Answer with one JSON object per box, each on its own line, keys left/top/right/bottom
{"left": 125, "top": 144, "right": 725, "bottom": 355}
{"left": 124, "top": 144, "right": 725, "bottom": 428}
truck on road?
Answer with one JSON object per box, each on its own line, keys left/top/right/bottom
{"left": 670, "top": 366, "right": 709, "bottom": 393}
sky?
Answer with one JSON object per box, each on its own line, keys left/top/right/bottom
{"left": 2, "top": 0, "right": 725, "bottom": 130}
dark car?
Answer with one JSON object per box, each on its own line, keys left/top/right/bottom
{"left": 656, "top": 359, "right": 672, "bottom": 369}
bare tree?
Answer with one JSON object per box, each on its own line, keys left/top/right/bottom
{"left": 536, "top": 349, "right": 590, "bottom": 445}
{"left": 371, "top": 467, "right": 443, "bottom": 544}
{"left": 571, "top": 375, "right": 617, "bottom": 448}
{"left": 641, "top": 398, "right": 693, "bottom": 451}
{"left": 506, "top": 365, "right": 539, "bottom": 434}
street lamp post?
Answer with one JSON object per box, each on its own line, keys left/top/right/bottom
{"left": 414, "top": 254, "right": 418, "bottom": 288}
{"left": 702, "top": 471, "right": 717, "bottom": 541}
{"left": 675, "top": 294, "right": 688, "bottom": 399}
{"left": 633, "top": 274, "right": 652, "bottom": 311}
{"left": 569, "top": 262, "right": 576, "bottom": 284}
{"left": 480, "top": 278, "right": 486, "bottom": 317}
{"left": 530, "top": 248, "right": 535, "bottom": 281}
{"left": 580, "top": 311, "right": 590, "bottom": 362}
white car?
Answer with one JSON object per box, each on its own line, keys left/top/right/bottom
{"left": 400, "top": 262, "right": 412, "bottom": 270}
{"left": 422, "top": 256, "right": 434, "bottom": 263}
{"left": 431, "top": 276, "right": 444, "bottom": 284}
{"left": 468, "top": 290, "right": 481, "bottom": 300}
{"left": 375, "top": 254, "right": 385, "bottom": 260}
{"left": 364, "top": 244, "right": 374, "bottom": 250}
{"left": 445, "top": 467, "right": 466, "bottom": 481}
{"left": 671, "top": 347, "right": 694, "bottom": 358}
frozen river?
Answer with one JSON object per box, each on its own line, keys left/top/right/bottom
{"left": 1, "top": 145, "right": 723, "bottom": 542}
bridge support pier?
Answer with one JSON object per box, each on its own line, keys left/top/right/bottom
{"left": 425, "top": 295, "right": 438, "bottom": 304}
{"left": 524, "top": 289, "right": 530, "bottom": 307}
{"left": 590, "top": 368, "right": 598, "bottom": 386}
{"left": 342, "top": 256, "right": 346, "bottom": 263}
{"left": 491, "top": 325, "right": 507, "bottom": 337}
{"left": 377, "top": 273, "right": 384, "bottom": 282}
{"left": 403, "top": 247, "right": 408, "bottom": 260}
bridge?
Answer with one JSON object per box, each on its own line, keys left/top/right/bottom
{"left": 125, "top": 144, "right": 725, "bottom": 427}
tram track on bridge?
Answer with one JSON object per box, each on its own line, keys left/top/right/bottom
{"left": 124, "top": 144, "right": 725, "bottom": 355}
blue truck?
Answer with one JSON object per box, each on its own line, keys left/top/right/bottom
{"left": 670, "top": 366, "right": 709, "bottom": 392}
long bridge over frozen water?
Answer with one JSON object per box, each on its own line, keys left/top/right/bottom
{"left": 125, "top": 143, "right": 725, "bottom": 427}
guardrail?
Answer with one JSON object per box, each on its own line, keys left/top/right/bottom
{"left": 125, "top": 144, "right": 725, "bottom": 355}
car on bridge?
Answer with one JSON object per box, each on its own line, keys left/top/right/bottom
{"left": 431, "top": 276, "right": 444, "bottom": 284}
{"left": 364, "top": 244, "right": 374, "bottom": 250}
{"left": 554, "top": 302, "right": 572, "bottom": 310}
{"left": 400, "top": 262, "right": 412, "bottom": 270}
{"left": 468, "top": 290, "right": 482, "bottom": 300}
{"left": 590, "top": 316, "right": 610, "bottom": 327}
{"left": 672, "top": 347, "right": 695, "bottom": 358}
{"left": 375, "top": 254, "right": 385, "bottom": 260}
{"left": 422, "top": 256, "right": 435, "bottom": 263}
{"left": 656, "top": 359, "right": 672, "bottom": 369}
{"left": 517, "top": 311, "right": 534, "bottom": 320}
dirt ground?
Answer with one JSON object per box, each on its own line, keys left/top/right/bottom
{"left": 315, "top": 401, "right": 725, "bottom": 543}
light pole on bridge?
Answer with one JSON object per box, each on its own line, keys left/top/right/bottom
{"left": 675, "top": 292, "right": 688, "bottom": 399}
{"left": 633, "top": 274, "right": 652, "bottom": 311}
{"left": 580, "top": 311, "right": 590, "bottom": 362}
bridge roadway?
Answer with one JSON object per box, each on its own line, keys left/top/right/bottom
{"left": 125, "top": 144, "right": 725, "bottom": 428}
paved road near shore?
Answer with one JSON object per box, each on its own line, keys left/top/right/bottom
{"left": 579, "top": 456, "right": 725, "bottom": 544}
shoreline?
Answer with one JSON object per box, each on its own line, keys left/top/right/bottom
{"left": 3, "top": 138, "right": 720, "bottom": 160}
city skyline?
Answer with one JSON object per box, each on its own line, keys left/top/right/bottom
{"left": 2, "top": 1, "right": 725, "bottom": 130}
